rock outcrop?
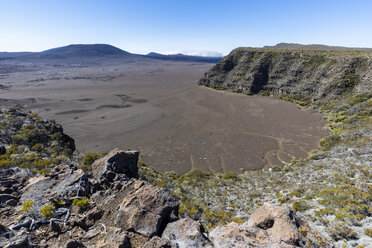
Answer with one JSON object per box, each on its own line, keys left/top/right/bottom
{"left": 209, "top": 203, "right": 334, "bottom": 248}
{"left": 162, "top": 217, "right": 212, "bottom": 247}
{"left": 210, "top": 202, "right": 302, "bottom": 247}
{"left": 0, "top": 149, "right": 331, "bottom": 247}
{"left": 246, "top": 202, "right": 301, "bottom": 244}
{"left": 199, "top": 47, "right": 372, "bottom": 98}
{"left": 115, "top": 183, "right": 178, "bottom": 237}
{"left": 92, "top": 148, "right": 140, "bottom": 182}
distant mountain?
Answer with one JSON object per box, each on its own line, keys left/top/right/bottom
{"left": 265, "top": 43, "right": 372, "bottom": 51}
{"left": 146, "top": 52, "right": 222, "bottom": 63}
{"left": 39, "top": 44, "right": 131, "bottom": 58}
{"left": 0, "top": 44, "right": 221, "bottom": 63}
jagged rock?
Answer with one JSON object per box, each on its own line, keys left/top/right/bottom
{"left": 0, "top": 194, "right": 17, "bottom": 205}
{"left": 20, "top": 164, "right": 87, "bottom": 205}
{"left": 162, "top": 217, "right": 213, "bottom": 247}
{"left": 5, "top": 199, "right": 17, "bottom": 207}
{"left": 0, "top": 224, "right": 8, "bottom": 234}
{"left": 95, "top": 227, "right": 131, "bottom": 248}
{"left": 0, "top": 145, "right": 6, "bottom": 155}
{"left": 209, "top": 203, "right": 303, "bottom": 247}
{"left": 92, "top": 148, "right": 140, "bottom": 181}
{"left": 0, "top": 229, "right": 30, "bottom": 248}
{"left": 246, "top": 202, "right": 300, "bottom": 245}
{"left": 143, "top": 236, "right": 177, "bottom": 248}
{"left": 209, "top": 222, "right": 271, "bottom": 248}
{"left": 115, "top": 183, "right": 178, "bottom": 237}
{"left": 72, "top": 207, "right": 104, "bottom": 230}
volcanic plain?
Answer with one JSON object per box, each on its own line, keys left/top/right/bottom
{"left": 0, "top": 54, "right": 330, "bottom": 174}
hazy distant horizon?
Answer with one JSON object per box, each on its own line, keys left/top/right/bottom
{"left": 2, "top": 0, "right": 372, "bottom": 54}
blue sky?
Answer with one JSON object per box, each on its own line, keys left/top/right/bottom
{"left": 1, "top": 0, "right": 372, "bottom": 55}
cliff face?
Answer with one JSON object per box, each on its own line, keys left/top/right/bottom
{"left": 199, "top": 48, "right": 372, "bottom": 97}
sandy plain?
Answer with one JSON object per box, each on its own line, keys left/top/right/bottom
{"left": 0, "top": 58, "right": 330, "bottom": 174}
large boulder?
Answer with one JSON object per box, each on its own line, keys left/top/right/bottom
{"left": 162, "top": 217, "right": 213, "bottom": 248}
{"left": 209, "top": 222, "right": 271, "bottom": 248}
{"left": 246, "top": 202, "right": 300, "bottom": 245}
{"left": 115, "top": 182, "right": 178, "bottom": 237}
{"left": 209, "top": 203, "right": 303, "bottom": 247}
{"left": 92, "top": 148, "right": 139, "bottom": 181}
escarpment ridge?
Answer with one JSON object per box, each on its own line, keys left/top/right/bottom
{"left": 199, "top": 47, "right": 372, "bottom": 98}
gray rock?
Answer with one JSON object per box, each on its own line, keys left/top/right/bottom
{"left": 0, "top": 229, "right": 30, "bottom": 248}
{"left": 95, "top": 227, "right": 131, "bottom": 248}
{"left": 92, "top": 148, "right": 139, "bottom": 181}
{"left": 162, "top": 217, "right": 212, "bottom": 248}
{"left": 246, "top": 202, "right": 300, "bottom": 245}
{"left": 20, "top": 164, "right": 87, "bottom": 205}
{"left": 209, "top": 222, "right": 271, "bottom": 248}
{"left": 209, "top": 203, "right": 304, "bottom": 247}
{"left": 143, "top": 236, "right": 178, "bottom": 248}
{"left": 115, "top": 182, "right": 178, "bottom": 237}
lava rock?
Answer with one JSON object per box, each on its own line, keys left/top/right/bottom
{"left": 143, "top": 236, "right": 177, "bottom": 248}
{"left": 95, "top": 227, "right": 131, "bottom": 248}
{"left": 209, "top": 203, "right": 304, "bottom": 247}
{"left": 92, "top": 148, "right": 140, "bottom": 181}
{"left": 115, "top": 183, "right": 178, "bottom": 237}
{"left": 162, "top": 217, "right": 213, "bottom": 247}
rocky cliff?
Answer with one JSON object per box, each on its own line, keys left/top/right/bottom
{"left": 199, "top": 47, "right": 372, "bottom": 98}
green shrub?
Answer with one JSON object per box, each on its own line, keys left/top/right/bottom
{"left": 326, "top": 223, "right": 357, "bottom": 241}
{"left": 364, "top": 228, "right": 372, "bottom": 238}
{"left": 179, "top": 169, "right": 212, "bottom": 182}
{"left": 81, "top": 152, "right": 99, "bottom": 166}
{"left": 293, "top": 200, "right": 310, "bottom": 212}
{"left": 21, "top": 201, "right": 34, "bottom": 213}
{"left": 290, "top": 188, "right": 305, "bottom": 197}
{"left": 222, "top": 172, "right": 238, "bottom": 181}
{"left": 319, "top": 135, "right": 341, "bottom": 151}
{"left": 40, "top": 204, "right": 54, "bottom": 219}
{"left": 72, "top": 197, "right": 89, "bottom": 209}
{"left": 31, "top": 143, "right": 43, "bottom": 152}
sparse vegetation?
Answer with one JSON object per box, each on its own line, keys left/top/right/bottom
{"left": 72, "top": 197, "right": 89, "bottom": 210}
{"left": 21, "top": 201, "right": 34, "bottom": 213}
{"left": 40, "top": 204, "right": 54, "bottom": 219}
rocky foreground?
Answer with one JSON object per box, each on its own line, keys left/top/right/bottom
{"left": 0, "top": 148, "right": 332, "bottom": 247}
